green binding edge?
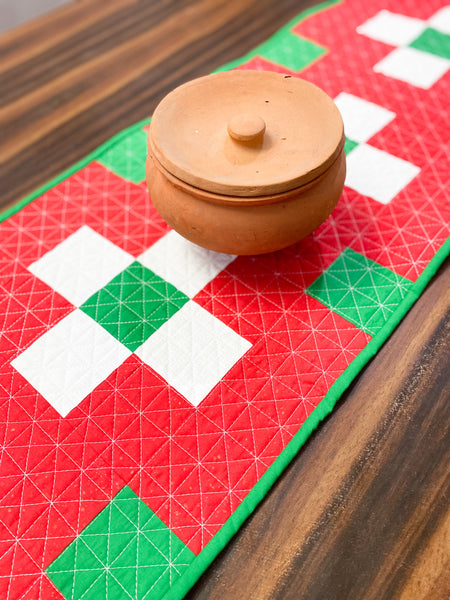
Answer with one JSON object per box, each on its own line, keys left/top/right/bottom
{"left": 2, "top": 1, "right": 449, "bottom": 599}
{"left": 0, "top": 119, "right": 151, "bottom": 224}
{"left": 213, "top": 0, "right": 334, "bottom": 73}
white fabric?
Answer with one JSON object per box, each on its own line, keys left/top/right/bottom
{"left": 139, "top": 231, "right": 236, "bottom": 298}
{"left": 357, "top": 10, "right": 426, "bottom": 46}
{"left": 345, "top": 143, "right": 420, "bottom": 204}
{"left": 11, "top": 309, "right": 131, "bottom": 417}
{"left": 374, "top": 46, "right": 450, "bottom": 89}
{"left": 334, "top": 92, "right": 395, "bottom": 143}
{"left": 428, "top": 6, "right": 450, "bottom": 34}
{"left": 136, "top": 300, "right": 251, "bottom": 406}
{"left": 28, "top": 225, "right": 134, "bottom": 306}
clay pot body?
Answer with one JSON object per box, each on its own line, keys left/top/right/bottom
{"left": 146, "top": 147, "right": 346, "bottom": 255}
{"left": 146, "top": 71, "right": 345, "bottom": 255}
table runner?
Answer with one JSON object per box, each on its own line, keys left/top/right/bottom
{"left": 1, "top": 0, "right": 449, "bottom": 598}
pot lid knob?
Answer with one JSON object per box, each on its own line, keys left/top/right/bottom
{"left": 227, "top": 113, "right": 266, "bottom": 142}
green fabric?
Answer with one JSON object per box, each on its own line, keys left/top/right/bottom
{"left": 214, "top": 3, "right": 330, "bottom": 73}
{"left": 81, "top": 261, "right": 189, "bottom": 351}
{"left": 46, "top": 486, "right": 195, "bottom": 600}
{"left": 97, "top": 127, "right": 147, "bottom": 183}
{"left": 258, "top": 28, "right": 325, "bottom": 71}
{"left": 306, "top": 248, "right": 414, "bottom": 336}
{"left": 410, "top": 27, "right": 450, "bottom": 59}
{"left": 344, "top": 137, "right": 358, "bottom": 155}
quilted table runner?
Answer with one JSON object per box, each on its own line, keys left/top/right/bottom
{"left": 1, "top": 0, "right": 449, "bottom": 598}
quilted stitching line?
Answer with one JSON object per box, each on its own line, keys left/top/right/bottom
{"left": 0, "top": 415, "right": 131, "bottom": 599}
{"left": 1, "top": 1, "right": 449, "bottom": 597}
{"left": 80, "top": 262, "right": 189, "bottom": 350}
{"left": 46, "top": 486, "right": 195, "bottom": 599}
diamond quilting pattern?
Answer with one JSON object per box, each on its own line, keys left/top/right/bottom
{"left": 80, "top": 261, "right": 189, "bottom": 352}
{"left": 1, "top": 0, "right": 449, "bottom": 597}
{"left": 127, "top": 297, "right": 370, "bottom": 552}
{"left": 138, "top": 230, "right": 236, "bottom": 298}
{"left": 306, "top": 248, "right": 414, "bottom": 336}
{"left": 10, "top": 229, "right": 251, "bottom": 417}
{"left": 11, "top": 309, "right": 132, "bottom": 417}
{"left": 135, "top": 300, "right": 252, "bottom": 406}
{"left": 0, "top": 397, "right": 133, "bottom": 599}
{"left": 0, "top": 261, "right": 73, "bottom": 365}
{"left": 96, "top": 128, "right": 148, "bottom": 184}
{"left": 46, "top": 486, "right": 195, "bottom": 600}
{"left": 28, "top": 225, "right": 134, "bottom": 307}
{"left": 0, "top": 161, "right": 169, "bottom": 267}
{"left": 357, "top": 7, "right": 450, "bottom": 88}
{"left": 332, "top": 91, "right": 420, "bottom": 204}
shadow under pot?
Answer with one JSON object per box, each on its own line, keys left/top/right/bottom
{"left": 146, "top": 70, "right": 346, "bottom": 255}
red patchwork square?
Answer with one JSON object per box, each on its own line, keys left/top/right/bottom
{"left": 0, "top": 262, "right": 73, "bottom": 363}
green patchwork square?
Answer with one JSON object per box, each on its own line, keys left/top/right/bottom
{"left": 306, "top": 248, "right": 413, "bottom": 336}
{"left": 97, "top": 128, "right": 147, "bottom": 183}
{"left": 260, "top": 31, "right": 325, "bottom": 71}
{"left": 81, "top": 261, "right": 189, "bottom": 351}
{"left": 344, "top": 137, "right": 358, "bottom": 155}
{"left": 410, "top": 27, "right": 450, "bottom": 60}
{"left": 46, "top": 486, "right": 195, "bottom": 600}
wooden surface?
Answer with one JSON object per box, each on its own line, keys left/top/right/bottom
{"left": 1, "top": 1, "right": 449, "bottom": 598}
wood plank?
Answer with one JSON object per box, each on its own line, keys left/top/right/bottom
{"left": 0, "top": 0, "right": 316, "bottom": 210}
{"left": 0, "top": 0, "right": 134, "bottom": 71}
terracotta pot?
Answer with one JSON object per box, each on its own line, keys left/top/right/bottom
{"left": 146, "top": 70, "right": 345, "bottom": 255}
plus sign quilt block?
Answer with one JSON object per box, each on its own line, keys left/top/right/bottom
{"left": 1, "top": 1, "right": 449, "bottom": 599}
{"left": 357, "top": 6, "right": 450, "bottom": 88}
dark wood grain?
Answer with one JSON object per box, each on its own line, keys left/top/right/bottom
{"left": 1, "top": 1, "right": 449, "bottom": 599}
{"left": 0, "top": 0, "right": 316, "bottom": 210}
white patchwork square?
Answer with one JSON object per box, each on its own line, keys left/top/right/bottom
{"left": 29, "top": 225, "right": 134, "bottom": 305}
{"left": 135, "top": 300, "right": 251, "bottom": 406}
{"left": 429, "top": 6, "right": 450, "bottom": 34}
{"left": 138, "top": 230, "right": 236, "bottom": 298}
{"left": 345, "top": 143, "right": 420, "bottom": 204}
{"left": 357, "top": 10, "right": 426, "bottom": 46}
{"left": 11, "top": 310, "right": 131, "bottom": 417}
{"left": 374, "top": 47, "right": 450, "bottom": 89}
{"left": 334, "top": 93, "right": 395, "bottom": 143}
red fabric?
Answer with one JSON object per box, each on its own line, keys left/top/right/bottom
{"left": 0, "top": 0, "right": 449, "bottom": 595}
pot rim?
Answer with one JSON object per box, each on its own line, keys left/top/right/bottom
{"left": 147, "top": 141, "right": 346, "bottom": 207}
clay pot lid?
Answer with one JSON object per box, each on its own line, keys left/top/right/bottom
{"left": 149, "top": 70, "right": 344, "bottom": 197}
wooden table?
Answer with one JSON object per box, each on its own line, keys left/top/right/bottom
{"left": 1, "top": 1, "right": 449, "bottom": 598}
